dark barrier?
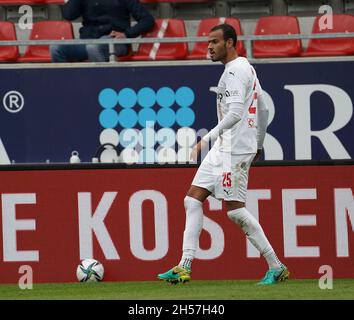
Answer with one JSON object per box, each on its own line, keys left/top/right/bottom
{"left": 0, "top": 60, "right": 353, "bottom": 164}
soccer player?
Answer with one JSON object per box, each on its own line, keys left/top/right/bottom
{"left": 158, "top": 24, "right": 289, "bottom": 285}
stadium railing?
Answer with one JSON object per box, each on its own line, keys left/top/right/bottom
{"left": 1, "top": 32, "right": 354, "bottom": 62}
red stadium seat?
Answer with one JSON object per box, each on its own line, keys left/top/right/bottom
{"left": 43, "top": 0, "right": 65, "bottom": 3}
{"left": 0, "top": 21, "right": 19, "bottom": 62}
{"left": 119, "top": 19, "right": 188, "bottom": 61}
{"left": 0, "top": 0, "right": 64, "bottom": 4}
{"left": 302, "top": 14, "right": 354, "bottom": 57}
{"left": 0, "top": 0, "right": 40, "bottom": 3}
{"left": 186, "top": 17, "right": 246, "bottom": 60}
{"left": 18, "top": 20, "right": 73, "bottom": 63}
{"left": 253, "top": 16, "right": 302, "bottom": 58}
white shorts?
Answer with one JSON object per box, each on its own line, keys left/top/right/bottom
{"left": 192, "top": 148, "right": 255, "bottom": 202}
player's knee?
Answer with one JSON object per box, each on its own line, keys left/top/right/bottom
{"left": 227, "top": 209, "right": 244, "bottom": 225}
{"left": 184, "top": 196, "right": 202, "bottom": 211}
{"left": 228, "top": 208, "right": 260, "bottom": 234}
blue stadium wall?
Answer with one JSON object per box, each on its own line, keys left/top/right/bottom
{"left": 0, "top": 60, "right": 353, "bottom": 163}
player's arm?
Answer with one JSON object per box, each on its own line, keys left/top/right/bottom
{"left": 190, "top": 71, "right": 245, "bottom": 161}
{"left": 253, "top": 93, "right": 269, "bottom": 162}
{"left": 203, "top": 101, "right": 244, "bottom": 142}
{"left": 203, "top": 69, "right": 246, "bottom": 143}
{"left": 190, "top": 102, "right": 243, "bottom": 161}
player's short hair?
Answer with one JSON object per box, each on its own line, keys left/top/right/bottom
{"left": 210, "top": 23, "right": 237, "bottom": 48}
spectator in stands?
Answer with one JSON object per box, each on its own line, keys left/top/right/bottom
{"left": 50, "top": 0, "right": 155, "bottom": 62}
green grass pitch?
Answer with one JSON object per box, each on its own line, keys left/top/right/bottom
{"left": 0, "top": 279, "right": 353, "bottom": 300}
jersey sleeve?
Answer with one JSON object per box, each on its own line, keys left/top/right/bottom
{"left": 256, "top": 77, "right": 263, "bottom": 97}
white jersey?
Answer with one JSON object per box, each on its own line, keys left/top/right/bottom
{"left": 214, "top": 57, "right": 263, "bottom": 154}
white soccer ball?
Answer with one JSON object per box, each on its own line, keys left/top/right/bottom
{"left": 76, "top": 258, "right": 104, "bottom": 282}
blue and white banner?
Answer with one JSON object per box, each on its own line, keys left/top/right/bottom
{"left": 0, "top": 61, "right": 353, "bottom": 163}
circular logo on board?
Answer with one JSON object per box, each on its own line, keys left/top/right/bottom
{"left": 3, "top": 91, "right": 24, "bottom": 113}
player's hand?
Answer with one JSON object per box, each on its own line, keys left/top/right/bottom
{"left": 190, "top": 139, "right": 208, "bottom": 162}
{"left": 252, "top": 148, "right": 263, "bottom": 164}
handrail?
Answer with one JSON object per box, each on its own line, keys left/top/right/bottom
{"left": 1, "top": 32, "right": 354, "bottom": 60}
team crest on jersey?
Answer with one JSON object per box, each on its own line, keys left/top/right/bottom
{"left": 247, "top": 104, "right": 257, "bottom": 128}
{"left": 247, "top": 118, "right": 256, "bottom": 128}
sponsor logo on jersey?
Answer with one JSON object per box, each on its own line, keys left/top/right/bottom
{"left": 225, "top": 90, "right": 239, "bottom": 97}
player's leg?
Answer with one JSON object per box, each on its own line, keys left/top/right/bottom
{"left": 222, "top": 153, "right": 289, "bottom": 285}
{"left": 157, "top": 185, "right": 211, "bottom": 284}
{"left": 158, "top": 148, "right": 216, "bottom": 283}
{"left": 179, "top": 185, "right": 211, "bottom": 269}
{"left": 225, "top": 200, "right": 289, "bottom": 284}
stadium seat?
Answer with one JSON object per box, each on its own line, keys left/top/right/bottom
{"left": 18, "top": 20, "right": 73, "bottom": 63}
{"left": 253, "top": 16, "right": 302, "bottom": 58}
{"left": 140, "top": 0, "right": 213, "bottom": 2}
{"left": 0, "top": 21, "right": 19, "bottom": 62}
{"left": 43, "top": 0, "right": 65, "bottom": 3}
{"left": 0, "top": 0, "right": 39, "bottom": 3}
{"left": 302, "top": 14, "right": 354, "bottom": 57}
{"left": 119, "top": 19, "right": 188, "bottom": 61}
{"left": 230, "top": 0, "right": 271, "bottom": 19}
{"left": 0, "top": 0, "right": 64, "bottom": 4}
{"left": 186, "top": 17, "right": 246, "bottom": 60}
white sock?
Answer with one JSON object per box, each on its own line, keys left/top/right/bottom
{"left": 263, "top": 250, "right": 283, "bottom": 270}
{"left": 227, "top": 207, "right": 282, "bottom": 270}
{"left": 179, "top": 256, "right": 193, "bottom": 270}
{"left": 178, "top": 196, "right": 204, "bottom": 270}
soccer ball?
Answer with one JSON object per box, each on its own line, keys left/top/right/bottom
{"left": 76, "top": 258, "right": 104, "bottom": 282}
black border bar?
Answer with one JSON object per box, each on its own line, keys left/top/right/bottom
{"left": 0, "top": 159, "right": 352, "bottom": 171}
